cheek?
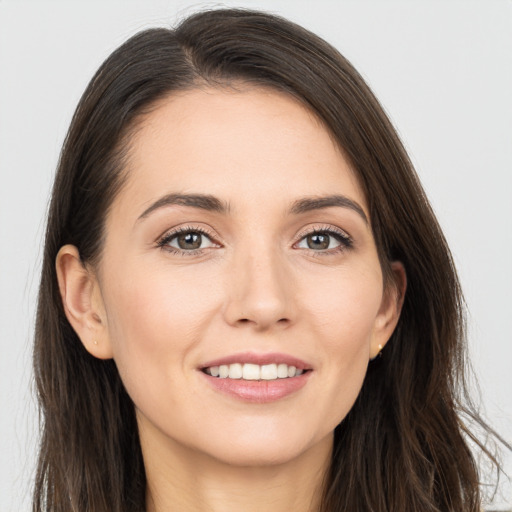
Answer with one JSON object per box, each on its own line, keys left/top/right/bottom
{"left": 300, "top": 266, "right": 382, "bottom": 420}
{"left": 104, "top": 259, "right": 216, "bottom": 341}
{"left": 304, "top": 264, "right": 383, "bottom": 346}
{"left": 100, "top": 261, "right": 220, "bottom": 394}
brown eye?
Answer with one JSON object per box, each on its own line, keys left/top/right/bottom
{"left": 297, "top": 231, "right": 343, "bottom": 251}
{"left": 295, "top": 229, "right": 353, "bottom": 254}
{"left": 176, "top": 232, "right": 202, "bottom": 250}
{"left": 162, "top": 229, "right": 217, "bottom": 252}
{"left": 306, "top": 233, "right": 330, "bottom": 250}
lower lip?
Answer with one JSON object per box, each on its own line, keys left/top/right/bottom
{"left": 200, "top": 372, "right": 311, "bottom": 403}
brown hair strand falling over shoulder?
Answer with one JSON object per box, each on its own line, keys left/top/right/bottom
{"left": 33, "top": 8, "right": 506, "bottom": 512}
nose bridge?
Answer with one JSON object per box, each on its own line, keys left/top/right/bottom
{"left": 224, "top": 236, "right": 293, "bottom": 330}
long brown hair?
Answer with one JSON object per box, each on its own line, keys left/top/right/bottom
{"left": 33, "top": 8, "right": 504, "bottom": 511}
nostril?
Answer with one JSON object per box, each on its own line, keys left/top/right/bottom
{"left": 237, "top": 317, "right": 289, "bottom": 326}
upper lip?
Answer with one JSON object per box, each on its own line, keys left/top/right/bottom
{"left": 200, "top": 352, "right": 311, "bottom": 371}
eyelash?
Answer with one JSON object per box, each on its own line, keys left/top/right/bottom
{"left": 295, "top": 225, "right": 353, "bottom": 256}
{"left": 156, "top": 224, "right": 353, "bottom": 257}
{"left": 157, "top": 225, "right": 218, "bottom": 256}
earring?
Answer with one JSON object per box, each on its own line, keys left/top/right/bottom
{"left": 93, "top": 340, "right": 98, "bottom": 345}
{"left": 370, "top": 344, "right": 383, "bottom": 362}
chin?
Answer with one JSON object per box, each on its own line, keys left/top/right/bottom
{"left": 199, "top": 428, "right": 333, "bottom": 468}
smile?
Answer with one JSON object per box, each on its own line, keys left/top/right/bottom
{"left": 203, "top": 363, "right": 305, "bottom": 380}
{"left": 200, "top": 353, "right": 312, "bottom": 402}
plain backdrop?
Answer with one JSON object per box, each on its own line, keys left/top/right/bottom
{"left": 1, "top": 1, "right": 511, "bottom": 510}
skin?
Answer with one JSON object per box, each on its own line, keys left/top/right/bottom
{"left": 57, "top": 86, "right": 405, "bottom": 512}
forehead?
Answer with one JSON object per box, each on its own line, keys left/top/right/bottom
{"left": 117, "top": 86, "right": 366, "bottom": 218}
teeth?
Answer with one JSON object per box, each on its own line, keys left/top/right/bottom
{"left": 230, "top": 363, "right": 243, "bottom": 379}
{"left": 242, "top": 363, "right": 260, "bottom": 380}
{"left": 206, "top": 363, "right": 305, "bottom": 380}
{"left": 261, "top": 364, "right": 277, "bottom": 380}
{"left": 277, "top": 363, "right": 288, "bottom": 378}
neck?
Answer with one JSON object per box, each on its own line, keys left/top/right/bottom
{"left": 141, "top": 422, "right": 332, "bottom": 512}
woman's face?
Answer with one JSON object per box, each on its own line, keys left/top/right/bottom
{"left": 88, "top": 87, "right": 401, "bottom": 467}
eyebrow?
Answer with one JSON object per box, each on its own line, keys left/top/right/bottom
{"left": 137, "top": 193, "right": 368, "bottom": 224}
{"left": 137, "top": 193, "right": 230, "bottom": 221}
{"left": 290, "top": 195, "right": 368, "bottom": 224}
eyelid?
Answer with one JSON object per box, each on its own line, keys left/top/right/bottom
{"left": 294, "top": 224, "right": 352, "bottom": 244}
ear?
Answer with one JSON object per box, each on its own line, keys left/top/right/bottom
{"left": 56, "top": 245, "right": 113, "bottom": 359}
{"left": 369, "top": 261, "right": 407, "bottom": 359}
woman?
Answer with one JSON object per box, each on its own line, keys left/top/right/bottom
{"left": 33, "top": 8, "right": 503, "bottom": 512}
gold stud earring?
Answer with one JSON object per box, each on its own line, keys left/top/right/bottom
{"left": 370, "top": 344, "right": 383, "bottom": 362}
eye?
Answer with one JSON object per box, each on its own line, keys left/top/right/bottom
{"left": 297, "top": 232, "right": 340, "bottom": 250}
{"left": 295, "top": 228, "right": 352, "bottom": 253}
{"left": 158, "top": 227, "right": 218, "bottom": 253}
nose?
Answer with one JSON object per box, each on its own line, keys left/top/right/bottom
{"left": 223, "top": 246, "right": 294, "bottom": 331}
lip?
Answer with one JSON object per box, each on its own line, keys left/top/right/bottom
{"left": 200, "top": 351, "right": 311, "bottom": 370}
{"left": 198, "top": 352, "right": 312, "bottom": 403}
{"left": 200, "top": 371, "right": 311, "bottom": 403}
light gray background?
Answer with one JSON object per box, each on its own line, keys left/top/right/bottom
{"left": 1, "top": 1, "right": 510, "bottom": 510}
